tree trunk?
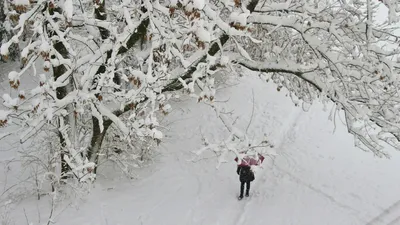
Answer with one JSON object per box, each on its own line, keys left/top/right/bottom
{"left": 53, "top": 55, "right": 71, "bottom": 179}
{"left": 50, "top": 5, "right": 72, "bottom": 179}
{"left": 85, "top": 0, "right": 119, "bottom": 175}
{"left": 87, "top": 117, "right": 113, "bottom": 174}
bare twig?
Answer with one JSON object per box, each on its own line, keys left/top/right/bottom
{"left": 23, "top": 208, "right": 29, "bottom": 225}
{"left": 47, "top": 194, "right": 55, "bottom": 225}
{"left": 36, "top": 203, "right": 41, "bottom": 224}
{"left": 245, "top": 89, "right": 255, "bottom": 136}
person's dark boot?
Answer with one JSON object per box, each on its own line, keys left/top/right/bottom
{"left": 238, "top": 195, "right": 243, "bottom": 200}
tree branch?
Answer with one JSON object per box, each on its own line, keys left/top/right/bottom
{"left": 163, "top": 0, "right": 260, "bottom": 92}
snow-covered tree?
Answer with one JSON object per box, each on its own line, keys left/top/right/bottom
{"left": 0, "top": 0, "right": 400, "bottom": 183}
{"left": 0, "top": 0, "right": 19, "bottom": 61}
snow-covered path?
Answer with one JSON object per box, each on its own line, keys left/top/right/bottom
{"left": 8, "top": 76, "right": 400, "bottom": 225}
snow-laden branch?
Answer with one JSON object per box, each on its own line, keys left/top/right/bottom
{"left": 234, "top": 58, "right": 318, "bottom": 76}
{"left": 96, "top": 103, "right": 129, "bottom": 135}
{"left": 236, "top": 0, "right": 400, "bottom": 155}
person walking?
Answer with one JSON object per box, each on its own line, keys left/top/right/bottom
{"left": 236, "top": 164, "right": 254, "bottom": 200}
{"left": 235, "top": 153, "right": 264, "bottom": 200}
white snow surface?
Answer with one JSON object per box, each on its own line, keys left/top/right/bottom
{"left": 3, "top": 75, "right": 400, "bottom": 225}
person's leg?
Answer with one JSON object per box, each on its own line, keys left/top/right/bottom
{"left": 245, "top": 181, "right": 251, "bottom": 196}
{"left": 240, "top": 181, "right": 245, "bottom": 198}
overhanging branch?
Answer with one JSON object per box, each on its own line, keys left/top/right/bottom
{"left": 235, "top": 58, "right": 323, "bottom": 92}
{"left": 163, "top": 0, "right": 260, "bottom": 92}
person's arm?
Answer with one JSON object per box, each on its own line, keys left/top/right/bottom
{"left": 237, "top": 166, "right": 241, "bottom": 175}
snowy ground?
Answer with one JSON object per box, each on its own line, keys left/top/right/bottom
{"left": 3, "top": 75, "right": 400, "bottom": 225}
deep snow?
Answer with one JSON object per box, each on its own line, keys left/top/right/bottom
{"left": 2, "top": 75, "right": 400, "bottom": 225}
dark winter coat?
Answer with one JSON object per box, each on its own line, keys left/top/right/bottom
{"left": 237, "top": 165, "right": 255, "bottom": 183}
